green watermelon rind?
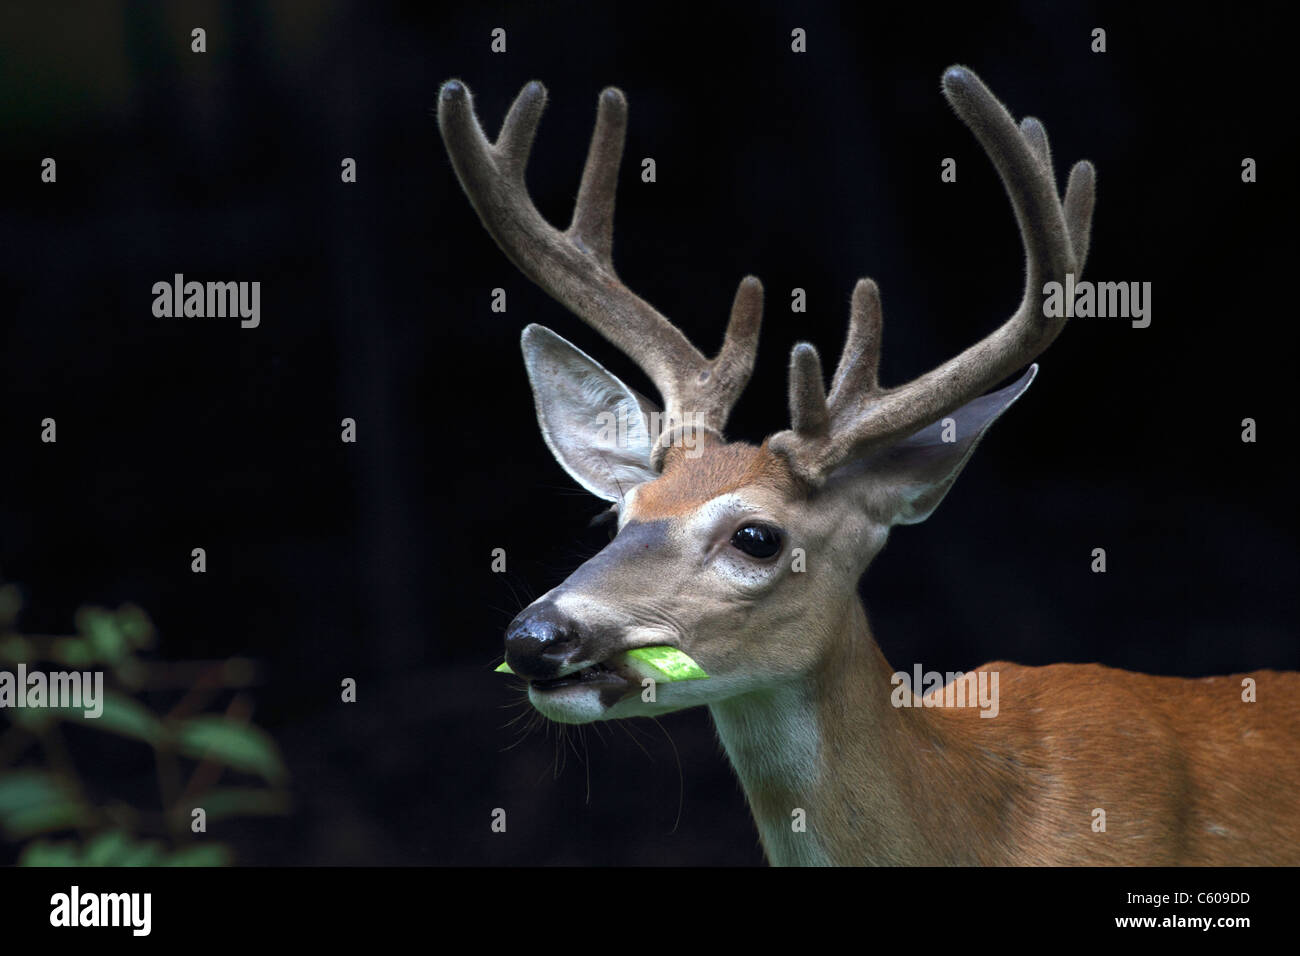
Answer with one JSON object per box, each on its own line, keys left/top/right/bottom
{"left": 493, "top": 646, "right": 709, "bottom": 681}
{"left": 625, "top": 646, "right": 709, "bottom": 681}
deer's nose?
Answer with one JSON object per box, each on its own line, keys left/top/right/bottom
{"left": 505, "top": 603, "right": 582, "bottom": 680}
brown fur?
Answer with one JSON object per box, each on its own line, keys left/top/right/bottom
{"left": 630, "top": 439, "right": 801, "bottom": 519}
{"left": 620, "top": 441, "right": 1300, "bottom": 865}
{"left": 808, "top": 602, "right": 1300, "bottom": 865}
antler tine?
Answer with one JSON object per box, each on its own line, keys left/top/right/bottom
{"left": 496, "top": 81, "right": 547, "bottom": 179}
{"left": 1063, "top": 161, "right": 1095, "bottom": 274}
{"left": 788, "top": 344, "right": 830, "bottom": 435}
{"left": 826, "top": 279, "right": 884, "bottom": 405}
{"left": 569, "top": 87, "right": 626, "bottom": 268}
{"left": 1018, "top": 117, "right": 1054, "bottom": 186}
{"left": 437, "top": 79, "right": 762, "bottom": 456}
{"left": 713, "top": 275, "right": 764, "bottom": 410}
{"left": 769, "top": 65, "right": 1096, "bottom": 486}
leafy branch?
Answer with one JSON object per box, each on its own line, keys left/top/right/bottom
{"left": 0, "top": 581, "right": 290, "bottom": 865}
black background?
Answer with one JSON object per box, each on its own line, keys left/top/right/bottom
{"left": 0, "top": 0, "right": 1295, "bottom": 866}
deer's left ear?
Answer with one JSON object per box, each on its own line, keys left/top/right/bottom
{"left": 521, "top": 324, "right": 660, "bottom": 502}
{"left": 865, "top": 365, "right": 1037, "bottom": 525}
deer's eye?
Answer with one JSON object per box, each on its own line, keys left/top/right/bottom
{"left": 730, "top": 524, "right": 782, "bottom": 559}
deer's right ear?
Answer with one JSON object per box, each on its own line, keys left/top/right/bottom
{"left": 862, "top": 365, "right": 1037, "bottom": 526}
{"left": 521, "top": 324, "right": 660, "bottom": 502}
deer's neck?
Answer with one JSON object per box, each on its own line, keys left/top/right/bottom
{"left": 708, "top": 597, "right": 1008, "bottom": 865}
{"left": 707, "top": 670, "right": 830, "bottom": 865}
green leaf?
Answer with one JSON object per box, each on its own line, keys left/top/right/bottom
{"left": 177, "top": 716, "right": 288, "bottom": 784}
{"left": 7, "top": 693, "right": 163, "bottom": 742}
{"left": 163, "top": 844, "right": 232, "bottom": 867}
{"left": 494, "top": 661, "right": 514, "bottom": 674}
{"left": 51, "top": 636, "right": 95, "bottom": 667}
{"left": 195, "top": 787, "right": 291, "bottom": 821}
{"left": 624, "top": 646, "right": 709, "bottom": 682}
{"left": 93, "top": 691, "right": 166, "bottom": 745}
{"left": 3, "top": 800, "right": 92, "bottom": 839}
{"left": 0, "top": 771, "right": 66, "bottom": 816}
{"left": 21, "top": 834, "right": 228, "bottom": 867}
{"left": 114, "top": 603, "right": 155, "bottom": 648}
{"left": 76, "top": 607, "right": 128, "bottom": 663}
{"left": 83, "top": 829, "right": 133, "bottom": 866}
{"left": 115, "top": 838, "right": 165, "bottom": 867}
{"left": 19, "top": 840, "right": 81, "bottom": 867}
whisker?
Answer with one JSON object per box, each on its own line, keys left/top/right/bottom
{"left": 650, "top": 716, "right": 685, "bottom": 834}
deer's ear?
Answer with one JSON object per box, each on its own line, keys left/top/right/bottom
{"left": 866, "top": 365, "right": 1037, "bottom": 525}
{"left": 521, "top": 324, "right": 660, "bottom": 502}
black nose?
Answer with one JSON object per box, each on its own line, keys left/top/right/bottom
{"left": 505, "top": 603, "right": 582, "bottom": 680}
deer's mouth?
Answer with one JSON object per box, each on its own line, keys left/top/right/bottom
{"left": 529, "top": 661, "right": 630, "bottom": 693}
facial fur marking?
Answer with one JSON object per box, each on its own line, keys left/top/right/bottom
{"left": 627, "top": 442, "right": 799, "bottom": 521}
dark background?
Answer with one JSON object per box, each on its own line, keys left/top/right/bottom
{"left": 0, "top": 0, "right": 1294, "bottom": 865}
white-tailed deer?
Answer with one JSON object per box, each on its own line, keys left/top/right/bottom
{"left": 438, "top": 67, "right": 1300, "bottom": 865}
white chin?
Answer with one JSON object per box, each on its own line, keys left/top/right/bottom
{"left": 528, "top": 685, "right": 609, "bottom": 724}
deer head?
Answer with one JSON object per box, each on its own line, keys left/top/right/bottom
{"left": 437, "top": 67, "right": 1094, "bottom": 726}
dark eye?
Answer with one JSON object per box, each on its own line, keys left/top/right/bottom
{"left": 730, "top": 523, "right": 782, "bottom": 559}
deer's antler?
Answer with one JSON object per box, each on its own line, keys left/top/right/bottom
{"left": 767, "top": 66, "right": 1095, "bottom": 485}
{"left": 437, "top": 79, "right": 762, "bottom": 465}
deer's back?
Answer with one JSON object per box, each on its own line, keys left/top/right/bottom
{"left": 936, "top": 662, "right": 1300, "bottom": 865}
